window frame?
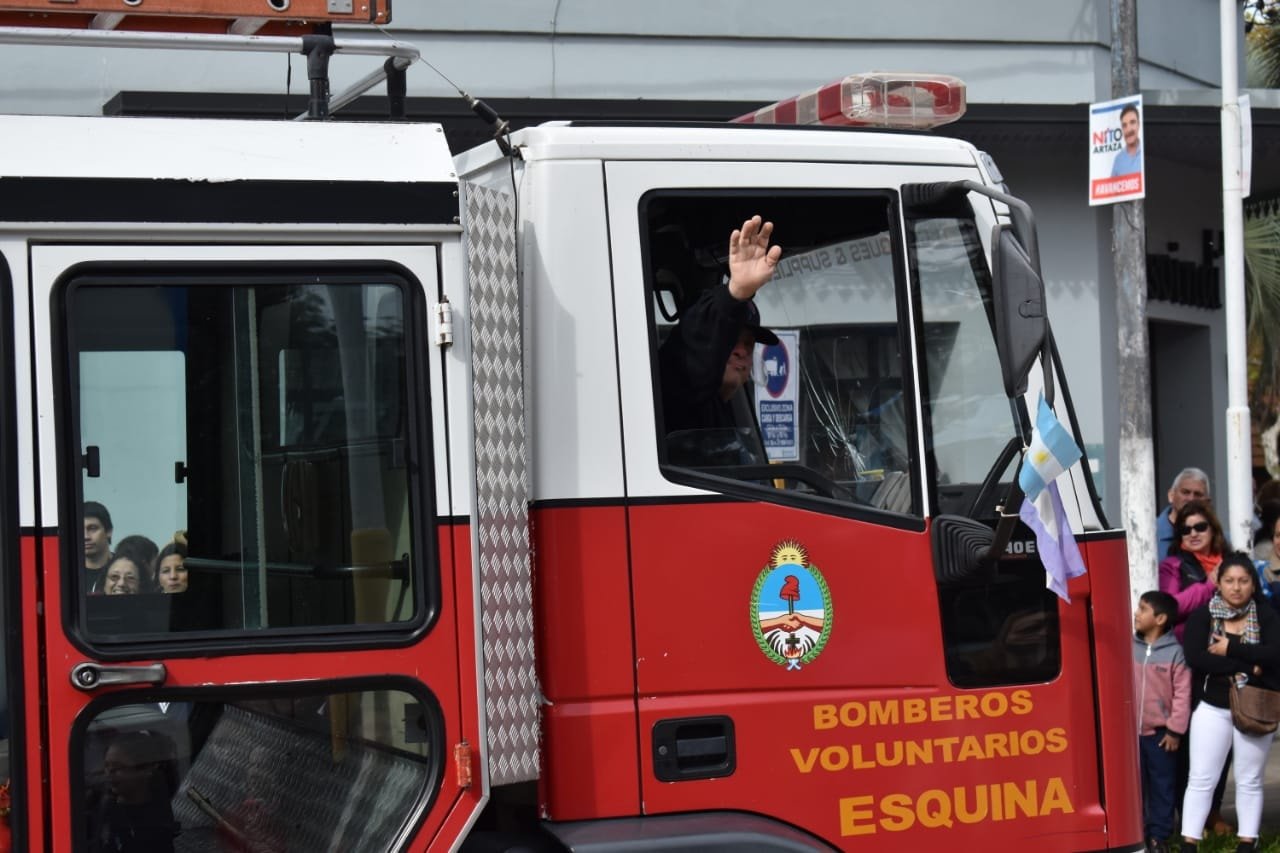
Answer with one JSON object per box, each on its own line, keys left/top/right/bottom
{"left": 55, "top": 262, "right": 441, "bottom": 660}
{"left": 640, "top": 187, "right": 925, "bottom": 530}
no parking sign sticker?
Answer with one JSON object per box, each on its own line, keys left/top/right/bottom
{"left": 756, "top": 329, "right": 799, "bottom": 462}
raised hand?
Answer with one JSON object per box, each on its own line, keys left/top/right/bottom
{"left": 727, "top": 215, "right": 782, "bottom": 301}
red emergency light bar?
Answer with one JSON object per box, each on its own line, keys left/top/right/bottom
{"left": 733, "top": 72, "right": 967, "bottom": 130}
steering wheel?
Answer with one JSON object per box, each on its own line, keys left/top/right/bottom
{"left": 966, "top": 436, "right": 1022, "bottom": 518}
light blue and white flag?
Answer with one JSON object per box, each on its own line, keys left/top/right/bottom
{"left": 1017, "top": 394, "right": 1087, "bottom": 601}
{"left": 1019, "top": 480, "right": 1088, "bottom": 601}
{"left": 1018, "top": 394, "right": 1083, "bottom": 501}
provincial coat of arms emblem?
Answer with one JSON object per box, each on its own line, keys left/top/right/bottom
{"left": 750, "top": 540, "right": 832, "bottom": 671}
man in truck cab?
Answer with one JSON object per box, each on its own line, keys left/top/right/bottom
{"left": 658, "top": 215, "right": 782, "bottom": 450}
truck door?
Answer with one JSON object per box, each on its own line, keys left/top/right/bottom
{"left": 26, "top": 244, "right": 480, "bottom": 851}
{"left": 606, "top": 160, "right": 1108, "bottom": 850}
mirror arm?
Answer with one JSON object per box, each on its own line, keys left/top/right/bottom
{"left": 962, "top": 179, "right": 1055, "bottom": 407}
{"left": 1041, "top": 323, "right": 1057, "bottom": 408}
{"left": 957, "top": 180, "right": 1040, "bottom": 272}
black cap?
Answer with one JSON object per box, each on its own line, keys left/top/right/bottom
{"left": 745, "top": 300, "right": 779, "bottom": 346}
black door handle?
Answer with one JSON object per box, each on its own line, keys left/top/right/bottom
{"left": 652, "top": 715, "right": 735, "bottom": 782}
{"left": 71, "top": 662, "right": 167, "bottom": 691}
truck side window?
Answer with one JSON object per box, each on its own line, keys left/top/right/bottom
{"left": 66, "top": 274, "right": 428, "bottom": 641}
{"left": 645, "top": 192, "right": 918, "bottom": 516}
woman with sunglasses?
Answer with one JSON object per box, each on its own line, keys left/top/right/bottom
{"left": 1159, "top": 500, "right": 1228, "bottom": 642}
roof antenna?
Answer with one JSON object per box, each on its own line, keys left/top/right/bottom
{"left": 463, "top": 91, "right": 515, "bottom": 157}
{"left": 414, "top": 52, "right": 517, "bottom": 158}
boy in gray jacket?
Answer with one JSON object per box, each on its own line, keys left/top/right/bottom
{"left": 1133, "top": 590, "right": 1191, "bottom": 853}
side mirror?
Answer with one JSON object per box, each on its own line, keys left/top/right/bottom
{"left": 989, "top": 225, "right": 1047, "bottom": 398}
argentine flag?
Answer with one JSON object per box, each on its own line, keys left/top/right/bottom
{"left": 1019, "top": 394, "right": 1082, "bottom": 501}
{"left": 1017, "top": 395, "right": 1087, "bottom": 602}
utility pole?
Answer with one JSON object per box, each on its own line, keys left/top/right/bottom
{"left": 1111, "top": 0, "right": 1156, "bottom": 603}
{"left": 1221, "top": 0, "right": 1252, "bottom": 551}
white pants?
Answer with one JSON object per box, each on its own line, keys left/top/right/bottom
{"left": 1180, "top": 701, "right": 1276, "bottom": 839}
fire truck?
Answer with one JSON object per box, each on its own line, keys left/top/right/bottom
{"left": 0, "top": 3, "right": 1140, "bottom": 851}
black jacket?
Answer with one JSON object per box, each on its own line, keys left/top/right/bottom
{"left": 658, "top": 286, "right": 754, "bottom": 434}
{"left": 1182, "top": 602, "right": 1280, "bottom": 708}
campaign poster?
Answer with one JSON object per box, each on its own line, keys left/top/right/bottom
{"left": 755, "top": 329, "right": 800, "bottom": 462}
{"left": 1088, "top": 95, "right": 1145, "bottom": 206}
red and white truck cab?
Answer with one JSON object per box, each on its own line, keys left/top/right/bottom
{"left": 0, "top": 16, "right": 1139, "bottom": 849}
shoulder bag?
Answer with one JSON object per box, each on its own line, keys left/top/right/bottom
{"left": 1229, "top": 682, "right": 1280, "bottom": 735}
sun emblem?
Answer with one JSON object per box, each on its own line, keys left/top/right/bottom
{"left": 751, "top": 539, "right": 832, "bottom": 671}
{"left": 771, "top": 540, "right": 808, "bottom": 569}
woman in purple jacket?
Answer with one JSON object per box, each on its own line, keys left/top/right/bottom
{"left": 1159, "top": 500, "right": 1226, "bottom": 642}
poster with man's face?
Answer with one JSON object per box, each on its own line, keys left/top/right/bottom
{"left": 1088, "top": 95, "right": 1145, "bottom": 205}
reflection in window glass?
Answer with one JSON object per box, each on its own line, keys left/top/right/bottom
{"left": 80, "top": 687, "right": 437, "bottom": 853}
{"left": 936, "top": 561, "right": 1062, "bottom": 688}
{"left": 909, "top": 217, "right": 1017, "bottom": 516}
{"left": 67, "top": 278, "right": 423, "bottom": 639}
{"left": 647, "top": 194, "right": 916, "bottom": 515}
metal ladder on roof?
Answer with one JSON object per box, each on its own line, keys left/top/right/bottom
{"left": 0, "top": 0, "right": 409, "bottom": 119}
{"left": 0, "top": 0, "right": 389, "bottom": 34}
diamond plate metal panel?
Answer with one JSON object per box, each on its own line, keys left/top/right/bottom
{"left": 464, "top": 182, "right": 539, "bottom": 785}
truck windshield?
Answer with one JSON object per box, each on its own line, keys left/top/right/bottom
{"left": 907, "top": 215, "right": 1021, "bottom": 518}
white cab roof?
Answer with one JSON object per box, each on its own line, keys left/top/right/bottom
{"left": 455, "top": 122, "right": 980, "bottom": 177}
